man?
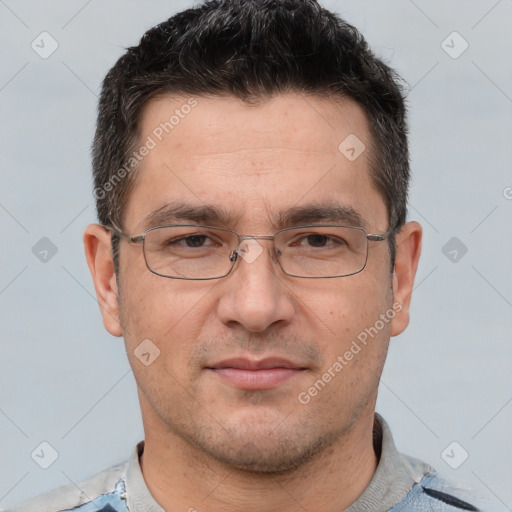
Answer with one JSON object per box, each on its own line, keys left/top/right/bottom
{"left": 9, "top": 0, "right": 482, "bottom": 510}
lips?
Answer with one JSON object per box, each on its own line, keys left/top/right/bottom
{"left": 206, "top": 357, "right": 306, "bottom": 390}
{"left": 209, "top": 357, "right": 304, "bottom": 371}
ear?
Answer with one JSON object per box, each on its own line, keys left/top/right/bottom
{"left": 390, "top": 221, "right": 422, "bottom": 337}
{"left": 83, "top": 224, "right": 122, "bottom": 337}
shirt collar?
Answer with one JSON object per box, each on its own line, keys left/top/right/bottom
{"left": 125, "top": 440, "right": 165, "bottom": 512}
{"left": 346, "top": 413, "right": 434, "bottom": 512}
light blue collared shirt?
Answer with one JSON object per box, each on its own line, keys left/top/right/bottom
{"left": 6, "top": 414, "right": 484, "bottom": 512}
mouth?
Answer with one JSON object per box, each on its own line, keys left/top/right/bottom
{"left": 205, "top": 357, "right": 307, "bottom": 390}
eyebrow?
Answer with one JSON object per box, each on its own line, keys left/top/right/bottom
{"left": 142, "top": 201, "right": 366, "bottom": 230}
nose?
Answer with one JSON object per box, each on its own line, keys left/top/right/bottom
{"left": 216, "top": 238, "right": 295, "bottom": 332}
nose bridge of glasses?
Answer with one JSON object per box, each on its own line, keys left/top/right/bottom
{"left": 238, "top": 234, "right": 275, "bottom": 241}
{"left": 231, "top": 234, "right": 278, "bottom": 265}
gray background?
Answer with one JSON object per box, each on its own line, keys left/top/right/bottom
{"left": 1, "top": 0, "right": 511, "bottom": 509}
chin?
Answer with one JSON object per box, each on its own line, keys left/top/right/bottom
{"left": 218, "top": 439, "right": 328, "bottom": 474}
{"left": 183, "top": 417, "right": 342, "bottom": 475}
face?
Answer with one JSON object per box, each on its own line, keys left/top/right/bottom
{"left": 86, "top": 93, "right": 420, "bottom": 473}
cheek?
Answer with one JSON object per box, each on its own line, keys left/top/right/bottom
{"left": 313, "top": 272, "right": 390, "bottom": 327}
{"left": 118, "top": 271, "right": 213, "bottom": 370}
{"left": 301, "top": 272, "right": 393, "bottom": 374}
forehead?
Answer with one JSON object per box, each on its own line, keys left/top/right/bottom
{"left": 125, "top": 93, "right": 385, "bottom": 231}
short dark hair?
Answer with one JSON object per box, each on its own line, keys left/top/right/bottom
{"left": 92, "top": 0, "right": 409, "bottom": 273}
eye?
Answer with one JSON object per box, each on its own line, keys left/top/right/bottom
{"left": 295, "top": 233, "right": 348, "bottom": 248}
{"left": 304, "top": 234, "right": 333, "bottom": 247}
{"left": 172, "top": 234, "right": 213, "bottom": 248}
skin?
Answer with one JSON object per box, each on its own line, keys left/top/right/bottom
{"left": 84, "top": 93, "right": 422, "bottom": 512}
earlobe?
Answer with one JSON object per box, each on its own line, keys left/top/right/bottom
{"left": 83, "top": 224, "right": 123, "bottom": 337}
{"left": 390, "top": 221, "right": 422, "bottom": 337}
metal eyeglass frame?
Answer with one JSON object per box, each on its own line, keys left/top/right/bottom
{"left": 105, "top": 222, "right": 396, "bottom": 280}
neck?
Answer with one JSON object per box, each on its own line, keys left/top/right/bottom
{"left": 139, "top": 407, "right": 378, "bottom": 512}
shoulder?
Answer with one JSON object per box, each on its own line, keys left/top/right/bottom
{"left": 390, "top": 468, "right": 487, "bottom": 511}
{"left": 4, "top": 461, "right": 129, "bottom": 512}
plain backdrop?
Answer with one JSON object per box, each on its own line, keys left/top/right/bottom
{"left": 1, "top": 0, "right": 511, "bottom": 509}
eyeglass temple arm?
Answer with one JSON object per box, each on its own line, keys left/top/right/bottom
{"left": 367, "top": 224, "right": 397, "bottom": 242}
{"left": 103, "top": 223, "right": 144, "bottom": 244}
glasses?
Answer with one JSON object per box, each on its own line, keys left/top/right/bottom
{"left": 107, "top": 223, "right": 394, "bottom": 280}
